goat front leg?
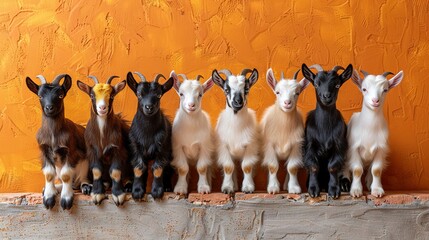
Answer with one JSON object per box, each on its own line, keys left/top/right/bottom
{"left": 327, "top": 154, "right": 345, "bottom": 199}
{"left": 42, "top": 162, "right": 57, "bottom": 209}
{"left": 196, "top": 149, "right": 212, "bottom": 194}
{"left": 348, "top": 149, "right": 364, "bottom": 197}
{"left": 369, "top": 151, "right": 386, "bottom": 197}
{"left": 286, "top": 145, "right": 303, "bottom": 194}
{"left": 110, "top": 164, "right": 125, "bottom": 206}
{"left": 59, "top": 163, "right": 75, "bottom": 210}
{"left": 304, "top": 144, "right": 320, "bottom": 198}
{"left": 132, "top": 157, "right": 147, "bottom": 201}
{"left": 218, "top": 144, "right": 235, "bottom": 194}
{"left": 241, "top": 148, "right": 258, "bottom": 194}
{"left": 151, "top": 160, "right": 165, "bottom": 199}
{"left": 90, "top": 162, "right": 106, "bottom": 205}
{"left": 263, "top": 144, "right": 280, "bottom": 194}
{"left": 172, "top": 148, "right": 189, "bottom": 195}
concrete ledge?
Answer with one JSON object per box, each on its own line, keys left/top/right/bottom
{"left": 1, "top": 192, "right": 429, "bottom": 239}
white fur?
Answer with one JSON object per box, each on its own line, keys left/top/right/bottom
{"left": 43, "top": 164, "right": 57, "bottom": 201}
{"left": 60, "top": 164, "right": 74, "bottom": 202}
{"left": 344, "top": 70, "right": 403, "bottom": 197}
{"left": 171, "top": 72, "right": 215, "bottom": 194}
{"left": 261, "top": 69, "right": 308, "bottom": 194}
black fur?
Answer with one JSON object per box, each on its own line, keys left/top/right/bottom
{"left": 127, "top": 72, "right": 174, "bottom": 200}
{"left": 301, "top": 64, "right": 353, "bottom": 199}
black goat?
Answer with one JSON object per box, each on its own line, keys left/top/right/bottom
{"left": 77, "top": 75, "right": 132, "bottom": 206}
{"left": 127, "top": 72, "right": 174, "bottom": 200}
{"left": 301, "top": 64, "right": 353, "bottom": 198}
{"left": 26, "top": 74, "right": 90, "bottom": 210}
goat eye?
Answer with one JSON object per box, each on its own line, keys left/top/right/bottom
{"left": 198, "top": 93, "right": 202, "bottom": 97}
{"left": 314, "top": 84, "right": 319, "bottom": 88}
{"left": 58, "top": 94, "right": 64, "bottom": 99}
{"left": 157, "top": 94, "right": 162, "bottom": 98}
{"left": 362, "top": 88, "right": 367, "bottom": 92}
{"left": 179, "top": 93, "right": 183, "bottom": 97}
{"left": 39, "top": 96, "right": 43, "bottom": 100}
{"left": 383, "top": 89, "right": 388, "bottom": 93}
{"left": 275, "top": 91, "right": 280, "bottom": 95}
{"left": 335, "top": 84, "right": 340, "bottom": 89}
{"left": 90, "top": 95, "right": 94, "bottom": 99}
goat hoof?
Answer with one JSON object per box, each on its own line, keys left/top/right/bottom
{"left": 124, "top": 182, "right": 133, "bottom": 193}
{"left": 132, "top": 187, "right": 145, "bottom": 201}
{"left": 371, "top": 187, "right": 384, "bottom": 198}
{"left": 91, "top": 193, "right": 106, "bottom": 205}
{"left": 197, "top": 184, "right": 211, "bottom": 194}
{"left": 287, "top": 185, "right": 302, "bottom": 194}
{"left": 151, "top": 187, "right": 164, "bottom": 199}
{"left": 81, "top": 184, "right": 92, "bottom": 195}
{"left": 340, "top": 178, "right": 351, "bottom": 192}
{"left": 60, "top": 197, "right": 73, "bottom": 210}
{"left": 308, "top": 185, "right": 320, "bottom": 198}
{"left": 112, "top": 193, "right": 126, "bottom": 206}
{"left": 43, "top": 196, "right": 56, "bottom": 209}
{"left": 328, "top": 185, "right": 341, "bottom": 199}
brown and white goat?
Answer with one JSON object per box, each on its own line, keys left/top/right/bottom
{"left": 26, "top": 74, "right": 90, "bottom": 210}
{"left": 77, "top": 76, "right": 132, "bottom": 206}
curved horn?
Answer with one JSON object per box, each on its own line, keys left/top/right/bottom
{"left": 293, "top": 69, "right": 300, "bottom": 80}
{"left": 218, "top": 69, "right": 232, "bottom": 77}
{"left": 240, "top": 68, "right": 253, "bottom": 76}
{"left": 134, "top": 72, "right": 147, "bottom": 82}
{"left": 88, "top": 75, "right": 99, "bottom": 84}
{"left": 195, "top": 75, "right": 204, "bottom": 81}
{"left": 154, "top": 74, "right": 166, "bottom": 83}
{"left": 360, "top": 70, "right": 370, "bottom": 77}
{"left": 382, "top": 71, "right": 394, "bottom": 78}
{"left": 177, "top": 74, "right": 188, "bottom": 80}
{"left": 280, "top": 71, "right": 284, "bottom": 80}
{"left": 106, "top": 75, "right": 119, "bottom": 84}
{"left": 309, "top": 64, "right": 324, "bottom": 72}
{"left": 52, "top": 74, "right": 68, "bottom": 85}
{"left": 332, "top": 66, "right": 345, "bottom": 72}
{"left": 36, "top": 75, "right": 47, "bottom": 84}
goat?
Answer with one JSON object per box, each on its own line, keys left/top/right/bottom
{"left": 341, "top": 70, "right": 404, "bottom": 197}
{"left": 127, "top": 72, "right": 174, "bottom": 200}
{"left": 212, "top": 68, "right": 260, "bottom": 194}
{"left": 26, "top": 74, "right": 90, "bottom": 210}
{"left": 261, "top": 68, "right": 310, "bottom": 194}
{"left": 77, "top": 76, "right": 131, "bottom": 206}
{"left": 170, "top": 71, "right": 215, "bottom": 194}
{"left": 301, "top": 64, "right": 353, "bottom": 198}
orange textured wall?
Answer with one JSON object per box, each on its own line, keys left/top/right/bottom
{"left": 0, "top": 0, "right": 428, "bottom": 192}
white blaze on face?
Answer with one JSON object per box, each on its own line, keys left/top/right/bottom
{"left": 275, "top": 79, "right": 301, "bottom": 112}
{"left": 361, "top": 75, "right": 389, "bottom": 110}
{"left": 227, "top": 75, "right": 246, "bottom": 106}
{"left": 179, "top": 80, "right": 203, "bottom": 113}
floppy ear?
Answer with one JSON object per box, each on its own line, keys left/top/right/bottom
{"left": 298, "top": 78, "right": 310, "bottom": 93}
{"left": 301, "top": 64, "right": 315, "bottom": 83}
{"left": 340, "top": 64, "right": 353, "bottom": 83}
{"left": 126, "top": 72, "right": 138, "bottom": 94}
{"left": 388, "top": 70, "right": 404, "bottom": 90}
{"left": 170, "top": 71, "right": 181, "bottom": 93}
{"left": 248, "top": 68, "right": 259, "bottom": 88}
{"left": 212, "top": 69, "right": 225, "bottom": 88}
{"left": 26, "top": 77, "right": 40, "bottom": 95}
{"left": 77, "top": 80, "right": 91, "bottom": 95}
{"left": 113, "top": 80, "right": 127, "bottom": 96}
{"left": 266, "top": 68, "right": 277, "bottom": 91}
{"left": 202, "top": 77, "right": 214, "bottom": 94}
{"left": 162, "top": 77, "right": 174, "bottom": 94}
{"left": 62, "top": 74, "right": 72, "bottom": 93}
{"left": 351, "top": 70, "right": 362, "bottom": 89}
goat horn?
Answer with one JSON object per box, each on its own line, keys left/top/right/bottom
{"left": 332, "top": 66, "right": 345, "bottom": 72}
{"left": 52, "top": 74, "right": 68, "bottom": 85}
{"left": 241, "top": 68, "right": 253, "bottom": 77}
{"left": 177, "top": 74, "right": 187, "bottom": 80}
{"left": 280, "top": 71, "right": 284, "bottom": 80}
{"left": 218, "top": 69, "right": 232, "bottom": 77}
{"left": 382, "top": 71, "right": 394, "bottom": 78}
{"left": 195, "top": 75, "right": 204, "bottom": 81}
{"left": 134, "top": 72, "right": 147, "bottom": 82}
{"left": 309, "top": 64, "right": 324, "bottom": 72}
{"left": 293, "top": 69, "right": 300, "bottom": 80}
{"left": 88, "top": 75, "right": 99, "bottom": 84}
{"left": 106, "top": 75, "right": 119, "bottom": 84}
{"left": 360, "top": 70, "right": 370, "bottom": 77}
{"left": 36, "top": 75, "right": 47, "bottom": 84}
{"left": 154, "top": 74, "right": 166, "bottom": 83}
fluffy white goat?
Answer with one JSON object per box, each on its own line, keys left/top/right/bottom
{"left": 261, "top": 68, "right": 309, "bottom": 194}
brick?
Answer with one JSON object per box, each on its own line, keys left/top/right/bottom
{"left": 187, "top": 192, "right": 232, "bottom": 205}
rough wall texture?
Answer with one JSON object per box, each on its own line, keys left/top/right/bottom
{"left": 0, "top": 0, "right": 428, "bottom": 192}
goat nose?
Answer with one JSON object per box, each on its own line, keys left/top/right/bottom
{"left": 372, "top": 98, "right": 380, "bottom": 104}
{"left": 285, "top": 100, "right": 292, "bottom": 105}
{"left": 188, "top": 103, "right": 195, "bottom": 108}
{"left": 145, "top": 105, "right": 153, "bottom": 110}
{"left": 45, "top": 105, "right": 54, "bottom": 111}
{"left": 323, "top": 93, "right": 331, "bottom": 99}
{"left": 99, "top": 105, "right": 106, "bottom": 110}
{"left": 234, "top": 98, "right": 243, "bottom": 104}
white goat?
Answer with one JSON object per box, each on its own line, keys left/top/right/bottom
{"left": 212, "top": 68, "right": 260, "bottom": 194}
{"left": 343, "top": 70, "right": 403, "bottom": 197}
{"left": 170, "top": 71, "right": 215, "bottom": 194}
{"left": 261, "top": 68, "right": 310, "bottom": 194}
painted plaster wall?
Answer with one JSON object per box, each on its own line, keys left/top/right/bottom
{"left": 0, "top": 0, "right": 427, "bottom": 192}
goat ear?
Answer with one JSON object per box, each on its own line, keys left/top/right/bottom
{"left": 202, "top": 77, "right": 214, "bottom": 93}
{"left": 340, "top": 64, "right": 353, "bottom": 83}
{"left": 351, "top": 70, "right": 362, "bottom": 88}
{"left": 170, "top": 71, "right": 181, "bottom": 93}
{"left": 126, "top": 72, "right": 138, "bottom": 94}
{"left": 26, "top": 77, "right": 40, "bottom": 95}
{"left": 301, "top": 64, "right": 315, "bottom": 83}
{"left": 76, "top": 80, "right": 91, "bottom": 95}
{"left": 266, "top": 68, "right": 277, "bottom": 91}
{"left": 212, "top": 69, "right": 225, "bottom": 88}
{"left": 162, "top": 77, "right": 174, "bottom": 94}
{"left": 62, "top": 75, "right": 72, "bottom": 93}
{"left": 248, "top": 68, "right": 259, "bottom": 88}
{"left": 113, "top": 80, "right": 127, "bottom": 95}
{"left": 388, "top": 70, "right": 403, "bottom": 90}
{"left": 298, "top": 77, "right": 310, "bottom": 93}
